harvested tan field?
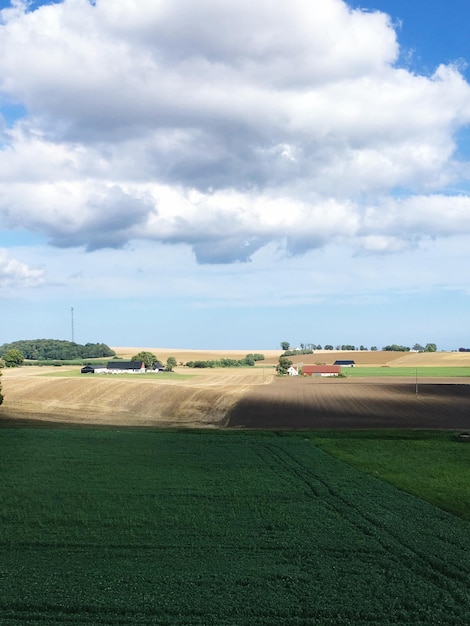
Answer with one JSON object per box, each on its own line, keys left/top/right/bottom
{"left": 112, "top": 347, "right": 281, "bottom": 363}
{"left": 228, "top": 376, "right": 470, "bottom": 430}
{"left": 385, "top": 351, "right": 470, "bottom": 367}
{"left": 0, "top": 365, "right": 275, "bottom": 428}
{"left": 261, "top": 350, "right": 408, "bottom": 367}
{"left": 262, "top": 350, "right": 470, "bottom": 367}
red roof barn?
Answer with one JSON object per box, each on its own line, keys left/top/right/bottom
{"left": 302, "top": 365, "right": 341, "bottom": 377}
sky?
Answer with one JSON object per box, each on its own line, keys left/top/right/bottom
{"left": 1, "top": 0, "right": 470, "bottom": 351}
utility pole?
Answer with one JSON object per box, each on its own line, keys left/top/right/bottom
{"left": 71, "top": 306, "right": 75, "bottom": 343}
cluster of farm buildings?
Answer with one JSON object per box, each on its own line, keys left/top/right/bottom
{"left": 288, "top": 360, "right": 355, "bottom": 377}
{"left": 80, "top": 361, "right": 165, "bottom": 374}
{"left": 80, "top": 359, "right": 356, "bottom": 376}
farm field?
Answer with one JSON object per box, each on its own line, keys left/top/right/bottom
{"left": 260, "top": 349, "right": 470, "bottom": 367}
{"left": 343, "top": 367, "right": 470, "bottom": 377}
{"left": 313, "top": 430, "right": 470, "bottom": 520}
{"left": 0, "top": 365, "right": 275, "bottom": 428}
{"left": 0, "top": 429, "right": 469, "bottom": 625}
{"left": 112, "top": 346, "right": 281, "bottom": 363}
{"left": 228, "top": 376, "right": 470, "bottom": 430}
{"left": 2, "top": 348, "right": 470, "bottom": 429}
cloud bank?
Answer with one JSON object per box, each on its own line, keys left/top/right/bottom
{"left": 0, "top": 0, "right": 469, "bottom": 263}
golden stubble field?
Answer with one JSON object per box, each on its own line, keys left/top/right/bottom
{"left": 1, "top": 349, "right": 470, "bottom": 429}
{"left": 0, "top": 362, "right": 276, "bottom": 428}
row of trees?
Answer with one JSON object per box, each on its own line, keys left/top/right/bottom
{"left": 382, "top": 343, "right": 437, "bottom": 352}
{"left": 0, "top": 339, "right": 116, "bottom": 361}
{"left": 281, "top": 342, "right": 438, "bottom": 352}
{"left": 186, "top": 354, "right": 265, "bottom": 368}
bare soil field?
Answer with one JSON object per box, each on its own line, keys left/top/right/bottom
{"left": 0, "top": 365, "right": 275, "bottom": 428}
{"left": 228, "top": 376, "right": 470, "bottom": 430}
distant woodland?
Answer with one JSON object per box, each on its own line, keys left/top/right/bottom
{"left": 0, "top": 339, "right": 116, "bottom": 361}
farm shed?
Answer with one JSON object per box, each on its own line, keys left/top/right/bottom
{"left": 106, "top": 361, "right": 146, "bottom": 373}
{"left": 333, "top": 360, "right": 355, "bottom": 367}
{"left": 302, "top": 365, "right": 341, "bottom": 377}
{"left": 80, "top": 365, "right": 95, "bottom": 374}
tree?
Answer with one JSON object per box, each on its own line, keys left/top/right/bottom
{"left": 280, "top": 341, "right": 290, "bottom": 351}
{"left": 3, "top": 349, "right": 24, "bottom": 367}
{"left": 425, "top": 343, "right": 437, "bottom": 352}
{"left": 0, "top": 369, "right": 3, "bottom": 405}
{"left": 412, "top": 343, "right": 425, "bottom": 352}
{"left": 244, "top": 354, "right": 255, "bottom": 367}
{"left": 166, "top": 356, "right": 177, "bottom": 371}
{"left": 324, "top": 345, "right": 334, "bottom": 350}
{"left": 276, "top": 356, "right": 293, "bottom": 375}
{"left": 131, "top": 351, "right": 158, "bottom": 368}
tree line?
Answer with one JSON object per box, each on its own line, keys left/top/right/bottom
{"left": 281, "top": 341, "right": 438, "bottom": 353}
{"left": 186, "top": 354, "right": 265, "bottom": 368}
{"left": 0, "top": 339, "right": 116, "bottom": 362}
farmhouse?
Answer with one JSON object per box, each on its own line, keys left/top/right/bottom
{"left": 287, "top": 366, "right": 299, "bottom": 376}
{"left": 302, "top": 365, "right": 341, "bottom": 377}
{"left": 334, "top": 360, "right": 355, "bottom": 367}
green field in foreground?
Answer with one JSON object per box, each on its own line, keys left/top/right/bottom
{"left": 344, "top": 366, "right": 470, "bottom": 377}
{"left": 0, "top": 429, "right": 469, "bottom": 625}
{"left": 312, "top": 430, "right": 470, "bottom": 520}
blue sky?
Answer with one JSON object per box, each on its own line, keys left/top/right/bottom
{"left": 1, "top": 0, "right": 470, "bottom": 351}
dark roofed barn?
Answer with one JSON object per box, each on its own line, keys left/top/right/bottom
{"left": 106, "top": 361, "right": 145, "bottom": 372}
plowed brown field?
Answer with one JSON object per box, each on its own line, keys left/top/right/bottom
{"left": 228, "top": 376, "right": 470, "bottom": 429}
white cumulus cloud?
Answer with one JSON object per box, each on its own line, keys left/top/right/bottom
{"left": 0, "top": 0, "right": 469, "bottom": 263}
{"left": 0, "top": 247, "right": 44, "bottom": 288}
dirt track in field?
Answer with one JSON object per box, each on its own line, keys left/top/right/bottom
{"left": 227, "top": 376, "right": 470, "bottom": 430}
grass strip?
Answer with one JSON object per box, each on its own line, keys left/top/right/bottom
{"left": 311, "top": 429, "right": 470, "bottom": 520}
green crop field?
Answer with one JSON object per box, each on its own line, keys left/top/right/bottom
{"left": 312, "top": 430, "right": 470, "bottom": 520}
{"left": 0, "top": 429, "right": 469, "bottom": 625}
